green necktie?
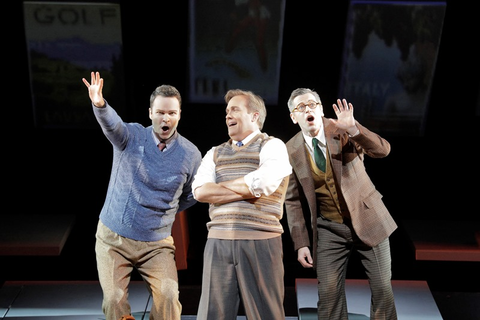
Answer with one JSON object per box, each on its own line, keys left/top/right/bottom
{"left": 312, "top": 138, "right": 326, "bottom": 172}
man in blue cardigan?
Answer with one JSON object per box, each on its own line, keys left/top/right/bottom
{"left": 82, "top": 71, "right": 202, "bottom": 320}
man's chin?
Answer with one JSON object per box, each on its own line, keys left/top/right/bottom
{"left": 158, "top": 131, "right": 171, "bottom": 140}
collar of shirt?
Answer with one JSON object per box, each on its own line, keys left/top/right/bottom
{"left": 153, "top": 130, "right": 160, "bottom": 146}
{"left": 303, "top": 129, "right": 326, "bottom": 150}
{"left": 302, "top": 129, "right": 327, "bottom": 158}
{"left": 233, "top": 129, "right": 261, "bottom": 146}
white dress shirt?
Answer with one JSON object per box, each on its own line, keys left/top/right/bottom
{"left": 303, "top": 127, "right": 327, "bottom": 161}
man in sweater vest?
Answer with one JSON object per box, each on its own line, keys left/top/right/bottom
{"left": 284, "top": 88, "right": 398, "bottom": 320}
{"left": 82, "top": 72, "right": 202, "bottom": 320}
{"left": 192, "top": 89, "right": 292, "bottom": 320}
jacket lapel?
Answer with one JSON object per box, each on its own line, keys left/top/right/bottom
{"left": 289, "top": 132, "right": 317, "bottom": 216}
{"left": 323, "top": 118, "right": 343, "bottom": 186}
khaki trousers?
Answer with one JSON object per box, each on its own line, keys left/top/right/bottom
{"left": 95, "top": 220, "right": 181, "bottom": 320}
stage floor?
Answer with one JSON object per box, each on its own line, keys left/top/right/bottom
{"left": 295, "top": 278, "right": 442, "bottom": 320}
{"left": 0, "top": 279, "right": 455, "bottom": 320}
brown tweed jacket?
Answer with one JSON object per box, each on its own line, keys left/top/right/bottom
{"left": 284, "top": 118, "right": 397, "bottom": 257}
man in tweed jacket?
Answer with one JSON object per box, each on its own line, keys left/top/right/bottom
{"left": 284, "top": 88, "right": 398, "bottom": 320}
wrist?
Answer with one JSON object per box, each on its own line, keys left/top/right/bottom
{"left": 348, "top": 127, "right": 359, "bottom": 137}
{"left": 93, "top": 99, "right": 106, "bottom": 108}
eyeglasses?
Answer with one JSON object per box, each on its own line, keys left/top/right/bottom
{"left": 292, "top": 101, "right": 321, "bottom": 113}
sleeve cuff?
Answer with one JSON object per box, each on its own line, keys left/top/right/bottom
{"left": 348, "top": 129, "right": 360, "bottom": 137}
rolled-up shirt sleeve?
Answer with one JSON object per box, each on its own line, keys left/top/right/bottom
{"left": 244, "top": 138, "right": 292, "bottom": 197}
{"left": 192, "top": 147, "right": 216, "bottom": 200}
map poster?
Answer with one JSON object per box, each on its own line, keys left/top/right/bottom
{"left": 24, "top": 1, "right": 126, "bottom": 128}
{"left": 188, "top": 0, "right": 286, "bottom": 105}
{"left": 338, "top": 1, "right": 446, "bottom": 136}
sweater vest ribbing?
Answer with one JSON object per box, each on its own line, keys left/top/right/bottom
{"left": 207, "top": 133, "right": 287, "bottom": 237}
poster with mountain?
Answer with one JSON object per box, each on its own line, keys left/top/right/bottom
{"left": 24, "top": 2, "right": 126, "bottom": 128}
{"left": 338, "top": 1, "right": 446, "bottom": 136}
{"left": 188, "top": 0, "right": 286, "bottom": 105}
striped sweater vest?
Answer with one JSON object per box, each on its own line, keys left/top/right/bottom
{"left": 207, "top": 133, "right": 288, "bottom": 238}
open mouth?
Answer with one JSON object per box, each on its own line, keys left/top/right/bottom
{"left": 307, "top": 115, "right": 315, "bottom": 122}
{"left": 162, "top": 126, "right": 170, "bottom": 132}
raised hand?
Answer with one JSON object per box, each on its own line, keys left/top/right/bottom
{"left": 329, "top": 98, "right": 359, "bottom": 136}
{"left": 332, "top": 99, "right": 356, "bottom": 128}
{"left": 82, "top": 71, "right": 105, "bottom": 108}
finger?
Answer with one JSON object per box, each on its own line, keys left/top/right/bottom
{"left": 305, "top": 255, "right": 313, "bottom": 264}
{"left": 91, "top": 71, "right": 98, "bottom": 85}
{"left": 302, "top": 259, "right": 313, "bottom": 268}
{"left": 82, "top": 78, "right": 90, "bottom": 88}
{"left": 337, "top": 99, "right": 343, "bottom": 109}
{"left": 335, "top": 99, "right": 347, "bottom": 110}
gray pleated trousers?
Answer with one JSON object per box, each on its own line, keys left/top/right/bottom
{"left": 316, "top": 217, "right": 397, "bottom": 320}
{"left": 196, "top": 237, "right": 285, "bottom": 320}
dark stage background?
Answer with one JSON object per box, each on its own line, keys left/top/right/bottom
{"left": 2, "top": 0, "right": 479, "bottom": 296}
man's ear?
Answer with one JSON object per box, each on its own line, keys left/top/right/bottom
{"left": 290, "top": 112, "right": 297, "bottom": 124}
